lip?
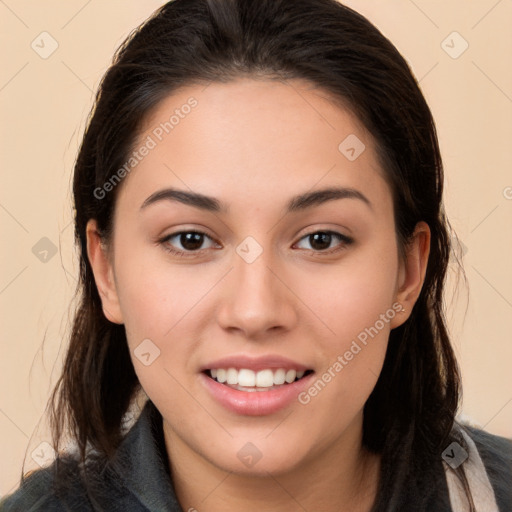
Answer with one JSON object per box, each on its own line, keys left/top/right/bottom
{"left": 200, "top": 370, "right": 315, "bottom": 416}
{"left": 200, "top": 354, "right": 311, "bottom": 373}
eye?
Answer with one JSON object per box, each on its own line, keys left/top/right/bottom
{"left": 158, "top": 229, "right": 353, "bottom": 258}
{"left": 294, "top": 230, "right": 353, "bottom": 253}
{"left": 159, "top": 230, "right": 219, "bottom": 256}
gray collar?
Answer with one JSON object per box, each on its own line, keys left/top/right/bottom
{"left": 103, "top": 400, "right": 183, "bottom": 511}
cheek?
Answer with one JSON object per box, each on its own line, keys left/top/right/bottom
{"left": 296, "top": 275, "right": 396, "bottom": 443}
{"left": 305, "top": 238, "right": 399, "bottom": 343}
{"left": 113, "top": 251, "right": 215, "bottom": 394}
{"left": 295, "top": 238, "right": 398, "bottom": 412}
{"left": 113, "top": 257, "right": 201, "bottom": 409}
{"left": 114, "top": 248, "right": 202, "bottom": 339}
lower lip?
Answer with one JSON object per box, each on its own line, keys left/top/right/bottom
{"left": 200, "top": 372, "right": 314, "bottom": 416}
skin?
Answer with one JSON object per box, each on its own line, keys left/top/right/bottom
{"left": 86, "top": 77, "right": 430, "bottom": 512}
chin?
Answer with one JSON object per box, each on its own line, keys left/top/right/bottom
{"left": 203, "top": 436, "right": 310, "bottom": 477}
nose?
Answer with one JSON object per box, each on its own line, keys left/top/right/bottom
{"left": 216, "top": 248, "right": 298, "bottom": 340}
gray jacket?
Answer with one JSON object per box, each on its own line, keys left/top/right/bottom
{"left": 1, "top": 400, "right": 511, "bottom": 511}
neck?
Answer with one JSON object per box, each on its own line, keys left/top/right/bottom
{"left": 163, "top": 415, "right": 380, "bottom": 512}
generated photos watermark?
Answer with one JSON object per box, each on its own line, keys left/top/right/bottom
{"left": 93, "top": 97, "right": 198, "bottom": 200}
{"left": 298, "top": 302, "right": 404, "bottom": 405}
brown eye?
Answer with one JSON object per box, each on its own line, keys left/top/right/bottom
{"left": 309, "top": 232, "right": 333, "bottom": 251}
{"left": 178, "top": 232, "right": 205, "bottom": 251}
{"left": 160, "top": 230, "right": 218, "bottom": 256}
{"left": 295, "top": 231, "right": 353, "bottom": 253}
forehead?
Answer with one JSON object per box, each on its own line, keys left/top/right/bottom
{"left": 116, "top": 77, "right": 391, "bottom": 215}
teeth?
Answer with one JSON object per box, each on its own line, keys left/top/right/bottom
{"left": 238, "top": 369, "right": 256, "bottom": 387}
{"left": 208, "top": 367, "right": 309, "bottom": 388}
{"left": 226, "top": 368, "right": 238, "bottom": 385}
{"left": 285, "top": 369, "right": 297, "bottom": 383}
{"left": 255, "top": 369, "right": 274, "bottom": 387}
{"left": 273, "top": 369, "right": 286, "bottom": 385}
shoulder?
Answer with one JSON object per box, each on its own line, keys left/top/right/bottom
{"left": 463, "top": 425, "right": 512, "bottom": 511}
{"left": 1, "top": 400, "right": 180, "bottom": 511}
{"left": 0, "top": 457, "right": 90, "bottom": 511}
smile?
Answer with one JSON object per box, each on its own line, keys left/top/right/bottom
{"left": 201, "top": 367, "right": 315, "bottom": 416}
{"left": 206, "top": 368, "right": 312, "bottom": 391}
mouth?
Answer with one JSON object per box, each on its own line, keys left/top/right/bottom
{"left": 203, "top": 367, "right": 315, "bottom": 392}
{"left": 199, "top": 355, "right": 316, "bottom": 415}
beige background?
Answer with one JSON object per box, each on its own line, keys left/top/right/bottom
{"left": 1, "top": 0, "right": 511, "bottom": 497}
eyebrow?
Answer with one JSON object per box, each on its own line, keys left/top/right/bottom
{"left": 140, "top": 186, "right": 372, "bottom": 213}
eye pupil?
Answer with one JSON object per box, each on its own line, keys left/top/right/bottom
{"left": 181, "top": 232, "right": 203, "bottom": 250}
{"left": 310, "top": 232, "right": 332, "bottom": 250}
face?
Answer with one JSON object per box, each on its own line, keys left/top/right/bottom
{"left": 87, "top": 77, "right": 429, "bottom": 477}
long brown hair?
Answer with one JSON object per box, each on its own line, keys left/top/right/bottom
{"left": 40, "top": 0, "right": 465, "bottom": 509}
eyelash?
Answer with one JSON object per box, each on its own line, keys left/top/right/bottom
{"left": 158, "top": 230, "right": 354, "bottom": 258}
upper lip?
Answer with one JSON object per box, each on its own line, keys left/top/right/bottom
{"left": 201, "top": 355, "right": 312, "bottom": 373}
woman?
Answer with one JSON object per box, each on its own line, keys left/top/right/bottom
{"left": 2, "top": 0, "right": 510, "bottom": 511}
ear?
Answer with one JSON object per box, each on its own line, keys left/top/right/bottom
{"left": 86, "top": 219, "right": 124, "bottom": 324}
{"left": 390, "top": 221, "right": 431, "bottom": 329}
